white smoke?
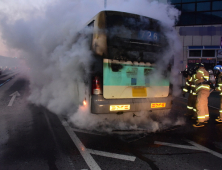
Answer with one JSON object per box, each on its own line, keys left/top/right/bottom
{"left": 0, "top": 0, "right": 183, "bottom": 132}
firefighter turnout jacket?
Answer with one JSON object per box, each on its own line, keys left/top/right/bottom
{"left": 183, "top": 75, "right": 191, "bottom": 94}
{"left": 190, "top": 74, "right": 197, "bottom": 114}
{"left": 215, "top": 72, "right": 222, "bottom": 119}
{"left": 195, "top": 67, "right": 210, "bottom": 92}
{"left": 183, "top": 75, "right": 197, "bottom": 115}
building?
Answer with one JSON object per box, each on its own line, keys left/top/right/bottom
{"left": 168, "top": 0, "right": 222, "bottom": 85}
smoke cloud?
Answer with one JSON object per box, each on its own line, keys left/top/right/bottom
{"left": 0, "top": 0, "right": 183, "bottom": 132}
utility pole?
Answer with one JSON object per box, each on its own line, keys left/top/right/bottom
{"left": 104, "top": 0, "right": 107, "bottom": 9}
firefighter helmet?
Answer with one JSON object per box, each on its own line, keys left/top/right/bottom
{"left": 208, "top": 69, "right": 214, "bottom": 75}
{"left": 213, "top": 65, "right": 222, "bottom": 76}
{"left": 180, "top": 68, "right": 188, "bottom": 78}
{"left": 193, "top": 63, "right": 204, "bottom": 73}
{"left": 213, "top": 65, "right": 222, "bottom": 71}
{"left": 188, "top": 67, "right": 194, "bottom": 76}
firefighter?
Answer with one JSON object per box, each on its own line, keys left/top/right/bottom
{"left": 189, "top": 67, "right": 197, "bottom": 119}
{"left": 213, "top": 65, "right": 222, "bottom": 122}
{"left": 193, "top": 63, "right": 210, "bottom": 127}
{"left": 181, "top": 68, "right": 193, "bottom": 115}
{"left": 181, "top": 68, "right": 189, "bottom": 96}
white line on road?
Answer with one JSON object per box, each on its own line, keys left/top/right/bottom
{"left": 8, "top": 95, "right": 17, "bottom": 106}
{"left": 186, "top": 140, "right": 222, "bottom": 159}
{"left": 87, "top": 149, "right": 136, "bottom": 161}
{"left": 8, "top": 91, "right": 20, "bottom": 106}
{"left": 60, "top": 119, "right": 101, "bottom": 170}
{"left": 154, "top": 141, "right": 202, "bottom": 151}
{"left": 61, "top": 120, "right": 103, "bottom": 135}
{"left": 59, "top": 117, "right": 137, "bottom": 170}
{"left": 155, "top": 140, "right": 222, "bottom": 159}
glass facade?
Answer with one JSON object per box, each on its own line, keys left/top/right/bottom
{"left": 189, "top": 50, "right": 201, "bottom": 57}
{"left": 170, "top": 0, "right": 222, "bottom": 25}
{"left": 196, "top": 2, "right": 211, "bottom": 11}
{"left": 212, "top": 1, "right": 222, "bottom": 10}
{"left": 188, "top": 49, "right": 217, "bottom": 70}
{"left": 189, "top": 50, "right": 216, "bottom": 57}
{"left": 182, "top": 3, "right": 195, "bottom": 11}
{"left": 202, "top": 50, "right": 215, "bottom": 57}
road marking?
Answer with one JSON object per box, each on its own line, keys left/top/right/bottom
{"left": 61, "top": 120, "right": 103, "bottom": 135}
{"left": 61, "top": 119, "right": 101, "bottom": 170}
{"left": 87, "top": 149, "right": 136, "bottom": 161}
{"left": 155, "top": 140, "right": 222, "bottom": 159}
{"left": 44, "top": 112, "right": 76, "bottom": 170}
{"left": 59, "top": 118, "right": 137, "bottom": 169}
{"left": 186, "top": 140, "right": 222, "bottom": 159}
{"left": 8, "top": 91, "right": 20, "bottom": 106}
{"left": 154, "top": 141, "right": 202, "bottom": 151}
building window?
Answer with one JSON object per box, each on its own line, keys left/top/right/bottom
{"left": 189, "top": 50, "right": 201, "bottom": 57}
{"left": 170, "top": 0, "right": 181, "bottom": 3}
{"left": 170, "top": 0, "right": 222, "bottom": 25}
{"left": 196, "top": 0, "right": 209, "bottom": 1}
{"left": 212, "top": 1, "right": 222, "bottom": 11}
{"left": 182, "top": 3, "right": 195, "bottom": 12}
{"left": 212, "top": 11, "right": 222, "bottom": 24}
{"left": 202, "top": 50, "right": 215, "bottom": 57}
{"left": 180, "top": 13, "right": 196, "bottom": 25}
{"left": 196, "top": 12, "right": 211, "bottom": 25}
{"left": 174, "top": 4, "right": 181, "bottom": 11}
{"left": 197, "top": 2, "right": 211, "bottom": 12}
{"left": 182, "top": 0, "right": 194, "bottom": 3}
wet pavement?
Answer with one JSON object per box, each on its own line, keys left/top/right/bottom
{"left": 0, "top": 73, "right": 222, "bottom": 170}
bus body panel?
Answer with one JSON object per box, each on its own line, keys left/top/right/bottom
{"left": 92, "top": 11, "right": 107, "bottom": 57}
{"left": 91, "top": 95, "right": 172, "bottom": 114}
{"left": 103, "top": 86, "right": 169, "bottom": 99}
{"left": 103, "top": 59, "right": 170, "bottom": 99}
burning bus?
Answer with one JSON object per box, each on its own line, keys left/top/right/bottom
{"left": 76, "top": 10, "right": 172, "bottom": 114}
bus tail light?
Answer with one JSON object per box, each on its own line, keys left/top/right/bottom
{"left": 92, "top": 76, "right": 102, "bottom": 95}
{"left": 83, "top": 98, "right": 87, "bottom": 106}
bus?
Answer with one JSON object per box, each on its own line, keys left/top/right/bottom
{"left": 78, "top": 10, "right": 172, "bottom": 114}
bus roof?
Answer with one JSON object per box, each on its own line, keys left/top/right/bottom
{"left": 85, "top": 10, "right": 160, "bottom": 27}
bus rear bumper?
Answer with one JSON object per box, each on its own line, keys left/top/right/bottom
{"left": 91, "top": 95, "right": 172, "bottom": 114}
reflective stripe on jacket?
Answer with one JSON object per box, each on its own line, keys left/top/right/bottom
{"left": 183, "top": 75, "right": 192, "bottom": 93}
{"left": 191, "top": 74, "right": 197, "bottom": 95}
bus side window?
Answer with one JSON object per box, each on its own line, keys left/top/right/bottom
{"left": 88, "top": 20, "right": 94, "bottom": 27}
{"left": 87, "top": 20, "right": 94, "bottom": 50}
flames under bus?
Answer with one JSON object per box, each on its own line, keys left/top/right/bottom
{"left": 81, "top": 10, "right": 172, "bottom": 114}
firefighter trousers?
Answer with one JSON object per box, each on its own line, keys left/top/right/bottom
{"left": 196, "top": 89, "right": 210, "bottom": 122}
{"left": 192, "top": 95, "right": 197, "bottom": 118}
{"left": 187, "top": 93, "right": 197, "bottom": 116}
{"left": 187, "top": 93, "right": 193, "bottom": 114}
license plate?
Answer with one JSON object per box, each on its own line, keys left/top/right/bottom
{"left": 110, "top": 105, "right": 130, "bottom": 111}
{"left": 132, "top": 87, "right": 147, "bottom": 97}
{"left": 151, "top": 103, "right": 166, "bottom": 108}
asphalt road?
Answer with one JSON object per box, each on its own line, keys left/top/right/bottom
{"left": 0, "top": 72, "right": 222, "bottom": 170}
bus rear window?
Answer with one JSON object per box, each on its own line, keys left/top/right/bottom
{"left": 107, "top": 48, "right": 158, "bottom": 63}
{"left": 106, "top": 11, "right": 160, "bottom": 31}
{"left": 106, "top": 12, "right": 162, "bottom": 43}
